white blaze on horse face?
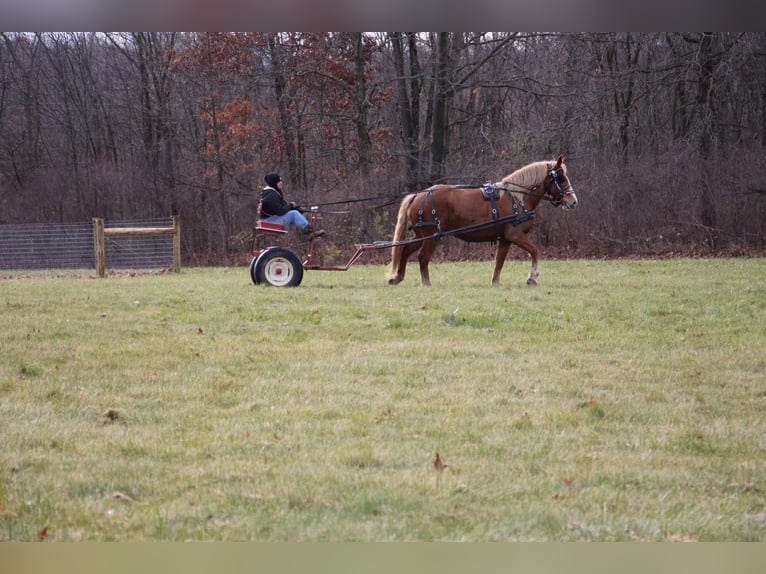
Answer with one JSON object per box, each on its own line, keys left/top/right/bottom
{"left": 561, "top": 179, "right": 578, "bottom": 209}
{"left": 564, "top": 189, "right": 578, "bottom": 209}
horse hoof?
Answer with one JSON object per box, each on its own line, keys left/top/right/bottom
{"left": 526, "top": 278, "right": 537, "bottom": 286}
{"left": 388, "top": 278, "right": 399, "bottom": 285}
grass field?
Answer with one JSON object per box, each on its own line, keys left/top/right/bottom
{"left": 0, "top": 257, "right": 764, "bottom": 541}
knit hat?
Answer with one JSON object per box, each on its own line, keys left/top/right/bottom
{"left": 264, "top": 172, "right": 282, "bottom": 187}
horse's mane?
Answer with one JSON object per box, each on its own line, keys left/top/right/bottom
{"left": 497, "top": 160, "right": 563, "bottom": 201}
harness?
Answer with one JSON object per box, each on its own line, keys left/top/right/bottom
{"left": 413, "top": 187, "right": 442, "bottom": 233}
{"left": 481, "top": 183, "right": 534, "bottom": 242}
{"left": 411, "top": 183, "right": 534, "bottom": 242}
{"left": 409, "top": 161, "right": 579, "bottom": 241}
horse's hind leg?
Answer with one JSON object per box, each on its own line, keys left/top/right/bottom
{"left": 491, "top": 241, "right": 511, "bottom": 285}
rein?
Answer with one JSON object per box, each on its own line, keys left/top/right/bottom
{"left": 294, "top": 172, "right": 563, "bottom": 211}
{"left": 299, "top": 172, "right": 567, "bottom": 212}
{"left": 308, "top": 193, "right": 408, "bottom": 210}
{"left": 404, "top": 210, "right": 535, "bottom": 245}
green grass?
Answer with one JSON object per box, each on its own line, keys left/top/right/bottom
{"left": 0, "top": 257, "right": 764, "bottom": 541}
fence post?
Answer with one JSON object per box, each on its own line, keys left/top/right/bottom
{"left": 93, "top": 218, "right": 106, "bottom": 278}
{"left": 172, "top": 215, "right": 181, "bottom": 272}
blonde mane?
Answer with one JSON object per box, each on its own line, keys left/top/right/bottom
{"left": 496, "top": 160, "right": 563, "bottom": 202}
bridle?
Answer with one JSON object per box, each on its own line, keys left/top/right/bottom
{"left": 495, "top": 164, "right": 577, "bottom": 208}
{"left": 545, "top": 165, "right": 576, "bottom": 208}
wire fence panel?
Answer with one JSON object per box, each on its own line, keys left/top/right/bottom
{"left": 0, "top": 222, "right": 94, "bottom": 270}
{"left": 104, "top": 218, "right": 175, "bottom": 270}
{"left": 0, "top": 218, "right": 177, "bottom": 272}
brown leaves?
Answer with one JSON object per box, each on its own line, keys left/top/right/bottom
{"left": 432, "top": 452, "right": 450, "bottom": 489}
{"left": 667, "top": 532, "right": 698, "bottom": 542}
{"left": 113, "top": 492, "right": 134, "bottom": 505}
{"left": 102, "top": 409, "right": 121, "bottom": 424}
{"left": 553, "top": 476, "right": 575, "bottom": 500}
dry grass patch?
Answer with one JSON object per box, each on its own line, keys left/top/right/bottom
{"left": 1, "top": 258, "right": 764, "bottom": 540}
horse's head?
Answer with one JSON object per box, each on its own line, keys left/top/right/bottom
{"left": 545, "top": 156, "right": 578, "bottom": 209}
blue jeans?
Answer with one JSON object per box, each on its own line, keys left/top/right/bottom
{"left": 263, "top": 210, "right": 310, "bottom": 231}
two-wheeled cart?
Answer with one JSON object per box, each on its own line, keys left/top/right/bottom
{"left": 249, "top": 203, "right": 539, "bottom": 287}
{"left": 249, "top": 206, "right": 391, "bottom": 287}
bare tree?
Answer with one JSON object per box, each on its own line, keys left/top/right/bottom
{"left": 389, "top": 32, "right": 421, "bottom": 192}
{"left": 1, "top": 32, "right": 763, "bottom": 258}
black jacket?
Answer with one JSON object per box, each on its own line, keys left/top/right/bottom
{"left": 260, "top": 186, "right": 291, "bottom": 217}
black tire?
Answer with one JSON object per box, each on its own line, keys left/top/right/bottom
{"left": 254, "top": 247, "right": 304, "bottom": 287}
{"left": 249, "top": 254, "right": 264, "bottom": 285}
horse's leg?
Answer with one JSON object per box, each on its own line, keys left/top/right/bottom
{"left": 389, "top": 240, "right": 422, "bottom": 285}
{"left": 417, "top": 238, "right": 439, "bottom": 286}
{"left": 511, "top": 234, "right": 541, "bottom": 286}
{"left": 491, "top": 240, "right": 512, "bottom": 285}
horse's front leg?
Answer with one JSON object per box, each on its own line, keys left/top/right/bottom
{"left": 526, "top": 244, "right": 541, "bottom": 286}
{"left": 418, "top": 238, "right": 438, "bottom": 286}
{"left": 492, "top": 240, "right": 511, "bottom": 285}
{"left": 511, "top": 234, "right": 540, "bottom": 286}
{"left": 528, "top": 258, "right": 540, "bottom": 286}
{"left": 389, "top": 240, "right": 422, "bottom": 285}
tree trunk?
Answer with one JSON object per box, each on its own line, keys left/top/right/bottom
{"left": 429, "top": 32, "right": 451, "bottom": 183}
{"left": 268, "top": 34, "right": 300, "bottom": 186}
{"left": 130, "top": 33, "right": 178, "bottom": 215}
{"left": 761, "top": 37, "right": 766, "bottom": 148}
{"left": 694, "top": 32, "right": 720, "bottom": 246}
{"left": 390, "top": 32, "right": 421, "bottom": 192}
{"left": 605, "top": 33, "right": 640, "bottom": 162}
{"left": 352, "top": 33, "right": 371, "bottom": 180}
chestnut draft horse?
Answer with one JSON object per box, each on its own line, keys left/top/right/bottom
{"left": 386, "top": 156, "right": 578, "bottom": 286}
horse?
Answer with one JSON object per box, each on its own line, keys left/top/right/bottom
{"left": 386, "top": 155, "right": 578, "bottom": 286}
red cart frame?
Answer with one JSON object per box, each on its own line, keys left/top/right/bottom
{"left": 249, "top": 207, "right": 389, "bottom": 287}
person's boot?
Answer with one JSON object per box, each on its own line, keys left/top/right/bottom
{"left": 301, "top": 226, "right": 325, "bottom": 240}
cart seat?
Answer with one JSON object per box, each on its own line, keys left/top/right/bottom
{"left": 255, "top": 200, "right": 288, "bottom": 234}
{"left": 255, "top": 220, "right": 288, "bottom": 234}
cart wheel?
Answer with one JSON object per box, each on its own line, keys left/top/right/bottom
{"left": 254, "top": 247, "right": 304, "bottom": 287}
{"left": 250, "top": 247, "right": 282, "bottom": 285}
{"left": 249, "top": 254, "right": 264, "bottom": 285}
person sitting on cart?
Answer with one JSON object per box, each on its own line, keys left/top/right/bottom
{"left": 259, "top": 172, "right": 324, "bottom": 239}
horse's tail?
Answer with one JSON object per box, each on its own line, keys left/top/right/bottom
{"left": 386, "top": 193, "right": 417, "bottom": 282}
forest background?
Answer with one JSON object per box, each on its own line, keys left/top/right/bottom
{"left": 1, "top": 32, "right": 764, "bottom": 264}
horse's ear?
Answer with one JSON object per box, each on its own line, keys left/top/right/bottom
{"left": 556, "top": 155, "right": 564, "bottom": 166}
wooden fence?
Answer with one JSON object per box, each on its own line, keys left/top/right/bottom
{"left": 92, "top": 216, "right": 181, "bottom": 277}
{"left": 1, "top": 217, "right": 181, "bottom": 274}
